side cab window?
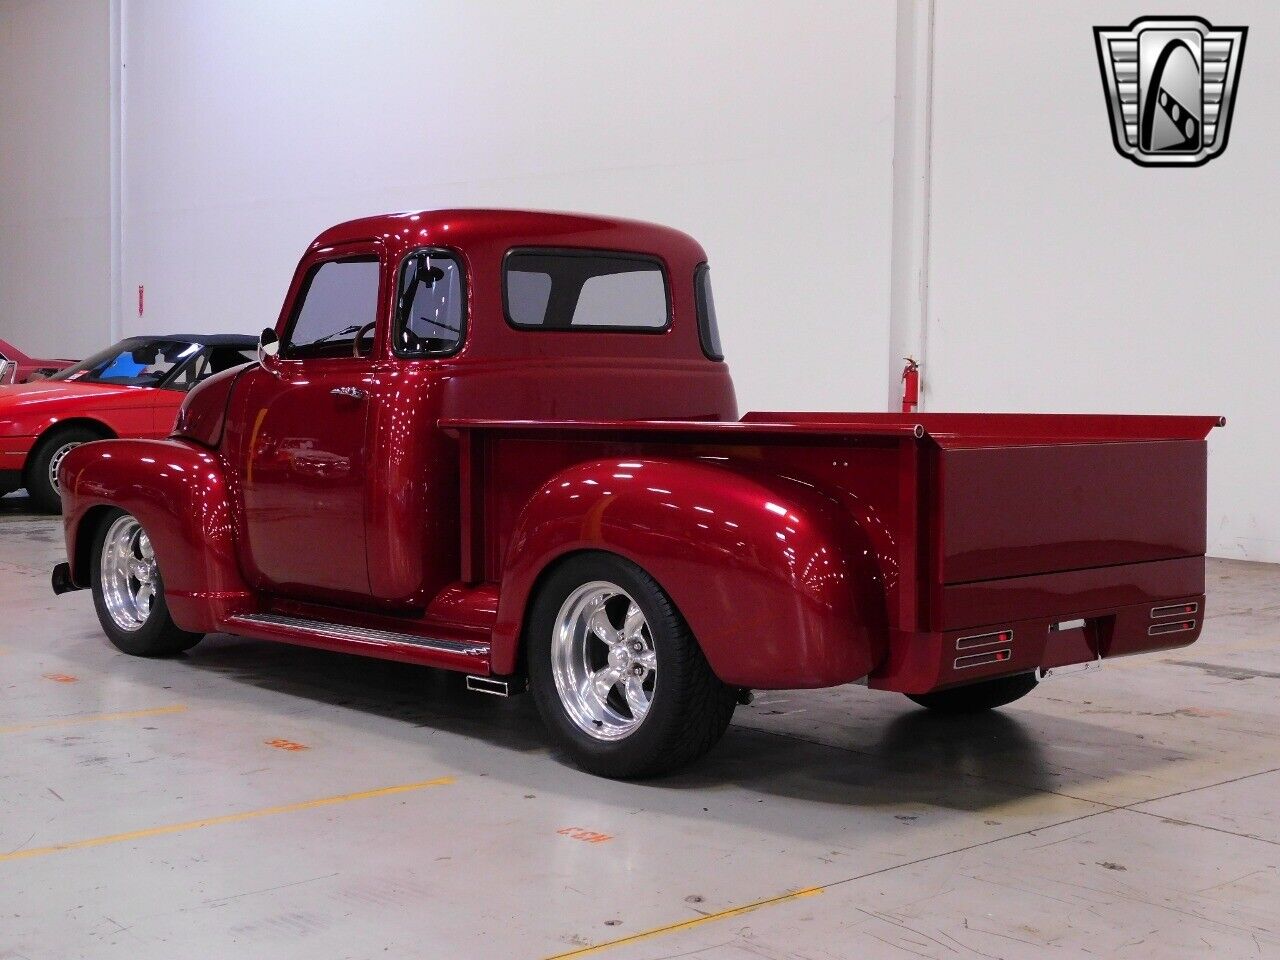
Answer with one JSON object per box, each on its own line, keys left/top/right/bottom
{"left": 283, "top": 256, "right": 382, "bottom": 360}
{"left": 394, "top": 250, "right": 466, "bottom": 356}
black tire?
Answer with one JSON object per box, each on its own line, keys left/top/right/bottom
{"left": 906, "top": 672, "right": 1038, "bottom": 714}
{"left": 26, "top": 426, "right": 105, "bottom": 513}
{"left": 528, "top": 552, "right": 737, "bottom": 779}
{"left": 89, "top": 508, "right": 204, "bottom": 656}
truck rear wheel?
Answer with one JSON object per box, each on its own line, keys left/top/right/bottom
{"left": 905, "top": 672, "right": 1038, "bottom": 714}
{"left": 90, "top": 509, "right": 204, "bottom": 656}
{"left": 527, "top": 552, "right": 737, "bottom": 779}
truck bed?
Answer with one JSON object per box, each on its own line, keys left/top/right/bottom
{"left": 444, "top": 411, "right": 1221, "bottom": 691}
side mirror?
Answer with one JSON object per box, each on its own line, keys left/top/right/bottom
{"left": 258, "top": 327, "right": 281, "bottom": 365}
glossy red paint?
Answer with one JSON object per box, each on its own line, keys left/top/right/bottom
{"left": 937, "top": 440, "right": 1207, "bottom": 584}
{"left": 60, "top": 438, "right": 250, "bottom": 632}
{"left": 56, "top": 210, "right": 1222, "bottom": 698}
{"left": 489, "top": 456, "right": 888, "bottom": 688}
{"left": 0, "top": 338, "right": 76, "bottom": 384}
{"left": 171, "top": 363, "right": 248, "bottom": 449}
{"left": 446, "top": 419, "right": 1216, "bottom": 689}
{"left": 874, "top": 589, "right": 1206, "bottom": 694}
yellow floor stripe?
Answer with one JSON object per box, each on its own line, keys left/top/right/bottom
{"left": 0, "top": 776, "right": 454, "bottom": 863}
{"left": 544, "top": 886, "right": 823, "bottom": 959}
{"left": 0, "top": 704, "right": 188, "bottom": 735}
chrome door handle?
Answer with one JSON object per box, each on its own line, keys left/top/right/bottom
{"left": 330, "top": 386, "right": 367, "bottom": 400}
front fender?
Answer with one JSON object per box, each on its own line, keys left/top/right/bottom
{"left": 493, "top": 458, "right": 887, "bottom": 688}
{"left": 60, "top": 438, "right": 251, "bottom": 632}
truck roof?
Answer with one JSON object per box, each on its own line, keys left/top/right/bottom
{"left": 310, "top": 209, "right": 708, "bottom": 264}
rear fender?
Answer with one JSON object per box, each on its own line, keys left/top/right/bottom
{"left": 493, "top": 458, "right": 887, "bottom": 688}
{"left": 60, "top": 438, "right": 251, "bottom": 632}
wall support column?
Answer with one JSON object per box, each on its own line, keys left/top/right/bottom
{"left": 108, "top": 0, "right": 124, "bottom": 342}
{"left": 887, "top": 0, "right": 935, "bottom": 411}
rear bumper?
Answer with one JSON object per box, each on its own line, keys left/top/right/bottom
{"left": 871, "top": 593, "right": 1204, "bottom": 694}
{"left": 872, "top": 555, "right": 1206, "bottom": 694}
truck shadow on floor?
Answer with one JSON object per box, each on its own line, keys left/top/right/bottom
{"left": 165, "top": 632, "right": 1180, "bottom": 822}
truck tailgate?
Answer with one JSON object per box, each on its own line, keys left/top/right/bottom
{"left": 938, "top": 439, "right": 1207, "bottom": 585}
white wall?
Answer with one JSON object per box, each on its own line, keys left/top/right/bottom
{"left": 0, "top": 0, "right": 111, "bottom": 360}
{"left": 119, "top": 0, "right": 898, "bottom": 413}
{"left": 926, "top": 0, "right": 1280, "bottom": 562}
{"left": 2, "top": 0, "right": 1276, "bottom": 562}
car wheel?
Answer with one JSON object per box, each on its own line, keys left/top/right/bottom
{"left": 26, "top": 426, "right": 104, "bottom": 513}
{"left": 528, "top": 551, "right": 737, "bottom": 779}
{"left": 90, "top": 509, "right": 203, "bottom": 656}
{"left": 905, "top": 672, "right": 1039, "bottom": 714}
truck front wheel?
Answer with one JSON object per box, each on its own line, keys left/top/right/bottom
{"left": 527, "top": 552, "right": 737, "bottom": 779}
{"left": 90, "top": 509, "right": 204, "bottom": 656}
{"left": 905, "top": 672, "right": 1038, "bottom": 714}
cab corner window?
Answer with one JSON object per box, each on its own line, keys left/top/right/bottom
{"left": 394, "top": 250, "right": 465, "bottom": 357}
{"left": 504, "top": 250, "right": 669, "bottom": 331}
{"left": 283, "top": 256, "right": 381, "bottom": 360}
{"left": 694, "top": 263, "right": 724, "bottom": 361}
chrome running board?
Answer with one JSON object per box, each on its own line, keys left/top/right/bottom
{"left": 225, "top": 612, "right": 489, "bottom": 658}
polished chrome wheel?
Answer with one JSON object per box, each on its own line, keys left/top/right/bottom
{"left": 47, "top": 441, "right": 82, "bottom": 494}
{"left": 99, "top": 514, "right": 158, "bottom": 632}
{"left": 551, "top": 581, "right": 657, "bottom": 741}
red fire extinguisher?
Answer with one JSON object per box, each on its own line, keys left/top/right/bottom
{"left": 901, "top": 358, "right": 919, "bottom": 414}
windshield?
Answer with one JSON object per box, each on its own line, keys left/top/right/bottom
{"left": 48, "top": 338, "right": 202, "bottom": 388}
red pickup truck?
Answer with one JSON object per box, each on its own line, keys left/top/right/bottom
{"left": 52, "top": 210, "right": 1220, "bottom": 778}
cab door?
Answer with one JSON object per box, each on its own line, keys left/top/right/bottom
{"left": 230, "top": 244, "right": 384, "bottom": 605}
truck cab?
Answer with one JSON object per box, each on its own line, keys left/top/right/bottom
{"left": 194, "top": 211, "right": 734, "bottom": 612}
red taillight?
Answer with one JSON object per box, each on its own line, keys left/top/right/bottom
{"left": 1149, "top": 619, "right": 1197, "bottom": 636}
{"left": 955, "top": 648, "right": 1014, "bottom": 669}
{"left": 957, "top": 629, "right": 1014, "bottom": 650}
{"left": 1152, "top": 602, "right": 1199, "bottom": 620}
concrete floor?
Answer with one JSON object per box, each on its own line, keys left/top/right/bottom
{"left": 2, "top": 493, "right": 1280, "bottom": 960}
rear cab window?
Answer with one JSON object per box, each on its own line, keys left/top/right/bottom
{"left": 503, "top": 249, "right": 669, "bottom": 331}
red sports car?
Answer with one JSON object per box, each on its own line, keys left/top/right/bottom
{"left": 0, "top": 334, "right": 256, "bottom": 510}
{"left": 0, "top": 338, "right": 77, "bottom": 384}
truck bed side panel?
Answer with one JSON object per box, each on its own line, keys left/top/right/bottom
{"left": 462, "top": 431, "right": 912, "bottom": 687}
